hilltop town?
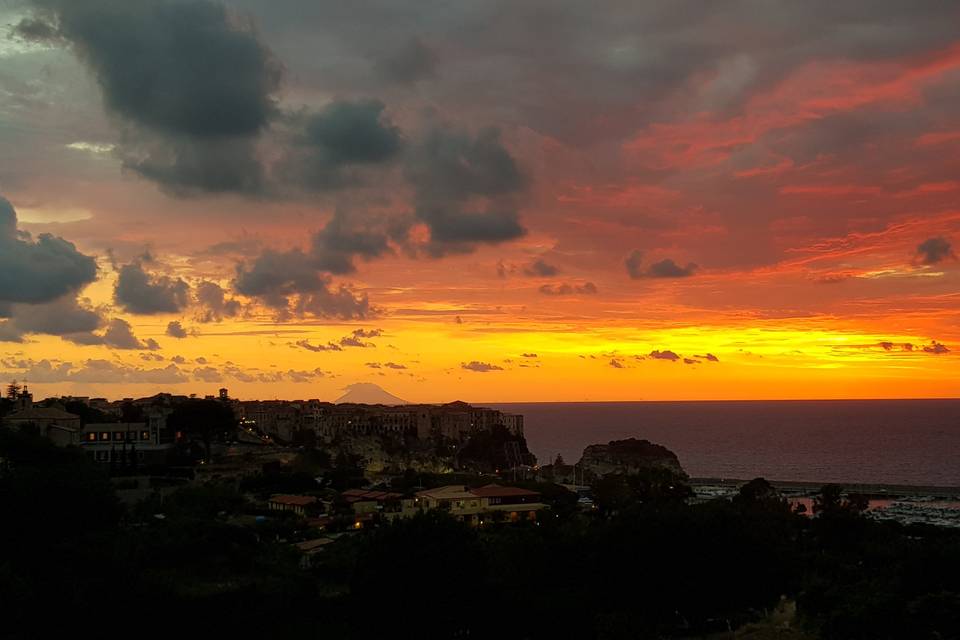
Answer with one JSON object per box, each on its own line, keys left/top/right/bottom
{"left": 0, "top": 382, "right": 530, "bottom": 473}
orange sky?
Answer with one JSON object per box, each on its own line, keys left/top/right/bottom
{"left": 0, "top": 1, "right": 958, "bottom": 402}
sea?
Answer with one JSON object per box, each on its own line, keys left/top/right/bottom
{"left": 488, "top": 400, "right": 960, "bottom": 487}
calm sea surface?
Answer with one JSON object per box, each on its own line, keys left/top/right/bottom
{"left": 487, "top": 400, "right": 960, "bottom": 486}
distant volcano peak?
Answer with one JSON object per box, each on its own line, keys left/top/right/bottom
{"left": 335, "top": 383, "right": 409, "bottom": 405}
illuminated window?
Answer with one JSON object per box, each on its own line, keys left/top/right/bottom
{"left": 113, "top": 432, "right": 124, "bottom": 441}
{"left": 86, "top": 432, "right": 97, "bottom": 442}
{"left": 141, "top": 431, "right": 150, "bottom": 441}
{"left": 99, "top": 432, "right": 110, "bottom": 441}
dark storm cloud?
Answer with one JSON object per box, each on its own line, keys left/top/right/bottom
{"left": 523, "top": 258, "right": 560, "bottom": 277}
{"left": 539, "top": 282, "right": 598, "bottom": 296}
{"left": 122, "top": 137, "right": 267, "bottom": 196}
{"left": 20, "top": 0, "right": 282, "bottom": 138}
{"left": 626, "top": 250, "right": 698, "bottom": 279}
{"left": 461, "top": 361, "right": 503, "bottom": 372}
{"left": 915, "top": 237, "right": 956, "bottom": 266}
{"left": 405, "top": 125, "right": 528, "bottom": 253}
{"left": 114, "top": 258, "right": 190, "bottom": 315}
{"left": 18, "top": 0, "right": 281, "bottom": 194}
{"left": 278, "top": 99, "right": 403, "bottom": 190}
{"left": 0, "top": 196, "right": 98, "bottom": 305}
{"left": 374, "top": 36, "right": 438, "bottom": 84}
{"left": 301, "top": 99, "right": 402, "bottom": 165}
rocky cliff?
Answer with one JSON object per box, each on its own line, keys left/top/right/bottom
{"left": 577, "top": 438, "right": 685, "bottom": 479}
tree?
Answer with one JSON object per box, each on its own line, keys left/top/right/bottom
{"left": 734, "top": 477, "right": 792, "bottom": 514}
{"left": 813, "top": 484, "right": 869, "bottom": 517}
{"left": 167, "top": 399, "right": 236, "bottom": 462}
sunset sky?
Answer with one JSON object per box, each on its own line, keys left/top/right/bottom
{"left": 1, "top": 0, "right": 958, "bottom": 402}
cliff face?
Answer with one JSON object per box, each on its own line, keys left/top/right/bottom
{"left": 331, "top": 434, "right": 454, "bottom": 475}
{"left": 328, "top": 424, "right": 535, "bottom": 476}
{"left": 577, "top": 438, "right": 685, "bottom": 479}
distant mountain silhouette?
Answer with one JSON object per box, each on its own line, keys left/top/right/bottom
{"left": 335, "top": 383, "right": 409, "bottom": 405}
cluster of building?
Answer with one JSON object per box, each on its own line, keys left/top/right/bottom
{"left": 234, "top": 397, "right": 523, "bottom": 444}
{"left": 268, "top": 483, "right": 545, "bottom": 529}
{"left": 1, "top": 384, "right": 524, "bottom": 469}
{"left": 2, "top": 385, "right": 181, "bottom": 466}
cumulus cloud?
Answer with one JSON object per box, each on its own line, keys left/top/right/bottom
{"left": 166, "top": 321, "right": 189, "bottom": 338}
{"left": 914, "top": 236, "right": 956, "bottom": 265}
{"left": 286, "top": 368, "right": 326, "bottom": 383}
{"left": 294, "top": 329, "right": 381, "bottom": 352}
{"left": 234, "top": 248, "right": 371, "bottom": 319}
{"left": 193, "top": 366, "right": 223, "bottom": 382}
{"left": 626, "top": 250, "right": 699, "bottom": 279}
{"left": 922, "top": 341, "right": 950, "bottom": 354}
{"left": 338, "top": 329, "right": 382, "bottom": 348}
{"left": 523, "top": 258, "right": 560, "bottom": 277}
{"left": 1, "top": 358, "right": 187, "bottom": 384}
{"left": 0, "top": 196, "right": 98, "bottom": 305}
{"left": 195, "top": 281, "right": 242, "bottom": 322}
{"left": 114, "top": 257, "right": 190, "bottom": 315}
{"left": 461, "top": 361, "right": 504, "bottom": 372}
{"left": 539, "top": 282, "right": 598, "bottom": 296}
{"left": 648, "top": 349, "right": 681, "bottom": 361}
{"left": 0, "top": 295, "right": 104, "bottom": 342}
{"left": 309, "top": 210, "right": 396, "bottom": 274}
{"left": 295, "top": 339, "right": 342, "bottom": 352}
{"left": 66, "top": 318, "right": 160, "bottom": 351}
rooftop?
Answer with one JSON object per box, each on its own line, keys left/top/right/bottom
{"left": 469, "top": 484, "right": 540, "bottom": 498}
{"left": 269, "top": 495, "right": 318, "bottom": 506}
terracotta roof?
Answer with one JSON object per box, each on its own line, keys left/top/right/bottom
{"left": 469, "top": 484, "right": 540, "bottom": 498}
{"left": 341, "top": 489, "right": 402, "bottom": 502}
{"left": 295, "top": 538, "right": 334, "bottom": 552}
{"left": 416, "top": 485, "right": 477, "bottom": 500}
{"left": 270, "top": 495, "right": 318, "bottom": 506}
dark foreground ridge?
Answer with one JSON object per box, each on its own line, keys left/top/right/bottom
{"left": 2, "top": 389, "right": 960, "bottom": 639}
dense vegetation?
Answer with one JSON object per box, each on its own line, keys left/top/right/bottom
{"left": 2, "top": 425, "right": 958, "bottom": 639}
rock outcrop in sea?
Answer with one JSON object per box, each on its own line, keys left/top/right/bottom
{"left": 577, "top": 438, "right": 685, "bottom": 480}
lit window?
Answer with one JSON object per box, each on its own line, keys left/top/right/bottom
{"left": 99, "top": 432, "right": 110, "bottom": 441}
{"left": 141, "top": 431, "right": 150, "bottom": 441}
{"left": 113, "top": 432, "right": 124, "bottom": 441}
{"left": 86, "top": 433, "right": 97, "bottom": 442}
